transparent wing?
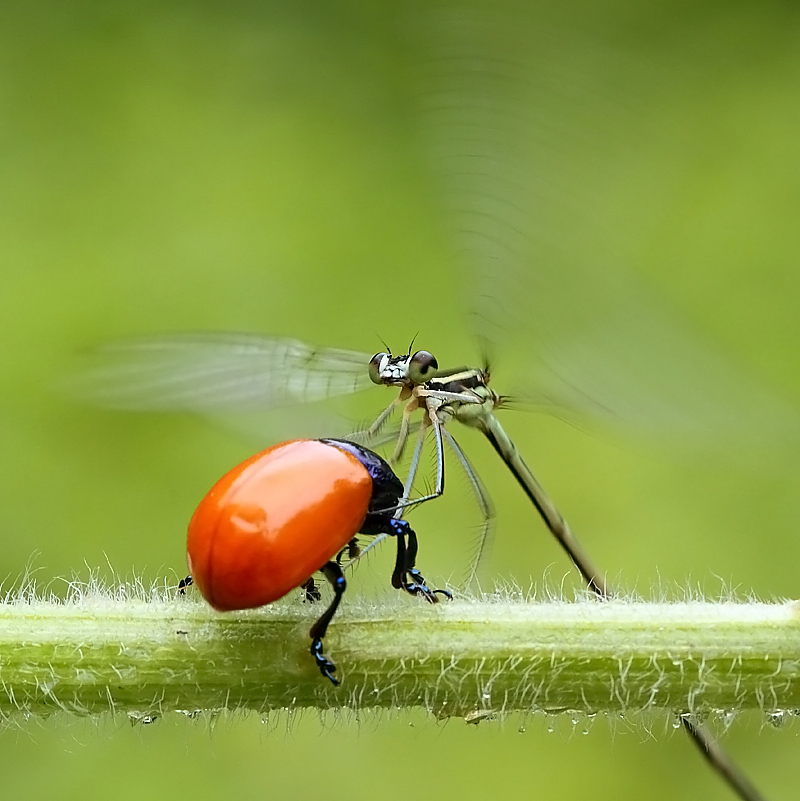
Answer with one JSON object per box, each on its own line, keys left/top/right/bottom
{"left": 70, "top": 332, "right": 374, "bottom": 412}
{"left": 411, "top": 7, "right": 800, "bottom": 444}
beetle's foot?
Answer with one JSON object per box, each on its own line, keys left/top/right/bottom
{"left": 310, "top": 638, "right": 339, "bottom": 685}
{"left": 403, "top": 569, "right": 452, "bottom": 603}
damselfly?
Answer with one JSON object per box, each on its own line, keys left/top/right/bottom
{"left": 73, "top": 332, "right": 607, "bottom": 596}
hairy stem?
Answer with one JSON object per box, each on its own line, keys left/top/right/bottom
{"left": 1, "top": 593, "right": 799, "bottom": 721}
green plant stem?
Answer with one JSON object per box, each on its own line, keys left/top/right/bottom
{"left": 1, "top": 595, "right": 799, "bottom": 720}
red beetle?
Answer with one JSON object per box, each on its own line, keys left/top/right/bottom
{"left": 182, "top": 438, "right": 448, "bottom": 683}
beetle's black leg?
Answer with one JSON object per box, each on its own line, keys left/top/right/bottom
{"left": 178, "top": 575, "right": 193, "bottom": 595}
{"left": 336, "top": 537, "right": 361, "bottom": 567}
{"left": 403, "top": 524, "right": 452, "bottom": 601}
{"left": 389, "top": 519, "right": 409, "bottom": 591}
{"left": 308, "top": 561, "right": 346, "bottom": 685}
{"left": 301, "top": 577, "right": 321, "bottom": 603}
{"left": 384, "top": 518, "right": 451, "bottom": 602}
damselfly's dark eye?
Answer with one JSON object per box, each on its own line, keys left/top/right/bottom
{"left": 407, "top": 350, "right": 438, "bottom": 384}
{"left": 368, "top": 352, "right": 389, "bottom": 385}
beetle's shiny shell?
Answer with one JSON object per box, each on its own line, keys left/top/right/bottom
{"left": 187, "top": 439, "right": 373, "bottom": 611}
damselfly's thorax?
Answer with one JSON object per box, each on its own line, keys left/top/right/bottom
{"left": 424, "top": 366, "right": 503, "bottom": 428}
{"left": 426, "top": 366, "right": 491, "bottom": 397}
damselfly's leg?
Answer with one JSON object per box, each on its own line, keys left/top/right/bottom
{"left": 347, "top": 397, "right": 402, "bottom": 447}
{"left": 391, "top": 399, "right": 418, "bottom": 464}
{"left": 343, "top": 420, "right": 438, "bottom": 566}
{"left": 442, "top": 428, "right": 495, "bottom": 589}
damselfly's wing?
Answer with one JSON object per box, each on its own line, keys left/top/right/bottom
{"left": 411, "top": 7, "right": 800, "bottom": 445}
{"left": 70, "top": 333, "right": 373, "bottom": 413}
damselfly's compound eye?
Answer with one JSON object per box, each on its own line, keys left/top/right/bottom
{"left": 407, "top": 350, "right": 438, "bottom": 384}
{"left": 368, "top": 352, "right": 389, "bottom": 385}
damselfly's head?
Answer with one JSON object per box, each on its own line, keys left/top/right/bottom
{"left": 368, "top": 349, "right": 439, "bottom": 388}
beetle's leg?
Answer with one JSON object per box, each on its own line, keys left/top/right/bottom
{"left": 402, "top": 522, "right": 452, "bottom": 601}
{"left": 336, "top": 537, "right": 360, "bottom": 567}
{"left": 386, "top": 518, "right": 451, "bottom": 602}
{"left": 301, "top": 577, "right": 321, "bottom": 603}
{"left": 308, "top": 561, "right": 346, "bottom": 685}
{"left": 178, "top": 575, "right": 193, "bottom": 595}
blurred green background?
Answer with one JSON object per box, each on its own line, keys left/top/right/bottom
{"left": 2, "top": 1, "right": 800, "bottom": 798}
